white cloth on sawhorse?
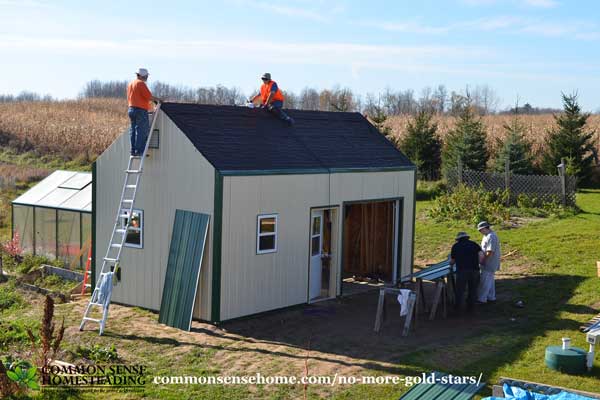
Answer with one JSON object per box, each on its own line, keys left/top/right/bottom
{"left": 397, "top": 289, "right": 412, "bottom": 316}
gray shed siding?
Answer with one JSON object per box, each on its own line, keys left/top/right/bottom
{"left": 219, "top": 170, "right": 415, "bottom": 321}
{"left": 96, "top": 112, "right": 215, "bottom": 320}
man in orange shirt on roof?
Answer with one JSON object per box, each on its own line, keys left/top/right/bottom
{"left": 127, "top": 68, "right": 162, "bottom": 156}
{"left": 250, "top": 73, "right": 294, "bottom": 125}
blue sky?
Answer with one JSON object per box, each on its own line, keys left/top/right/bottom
{"left": 1, "top": 0, "right": 599, "bottom": 109}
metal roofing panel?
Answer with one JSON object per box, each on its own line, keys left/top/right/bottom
{"left": 12, "top": 171, "right": 77, "bottom": 206}
{"left": 58, "top": 173, "right": 91, "bottom": 190}
{"left": 159, "top": 210, "right": 210, "bottom": 331}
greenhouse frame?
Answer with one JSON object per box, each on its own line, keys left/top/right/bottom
{"left": 11, "top": 170, "right": 92, "bottom": 269}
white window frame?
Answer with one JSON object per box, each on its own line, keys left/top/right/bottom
{"left": 256, "top": 214, "right": 278, "bottom": 254}
{"left": 122, "top": 209, "right": 143, "bottom": 249}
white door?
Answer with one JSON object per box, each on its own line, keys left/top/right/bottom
{"left": 309, "top": 210, "right": 323, "bottom": 301}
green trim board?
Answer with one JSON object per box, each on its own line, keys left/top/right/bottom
{"left": 91, "top": 162, "right": 96, "bottom": 290}
{"left": 159, "top": 210, "right": 210, "bottom": 331}
{"left": 211, "top": 171, "right": 224, "bottom": 323}
{"left": 408, "top": 169, "right": 417, "bottom": 282}
{"left": 396, "top": 198, "right": 404, "bottom": 285}
{"left": 219, "top": 165, "right": 416, "bottom": 176}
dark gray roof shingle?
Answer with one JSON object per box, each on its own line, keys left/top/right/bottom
{"left": 160, "top": 102, "right": 414, "bottom": 173}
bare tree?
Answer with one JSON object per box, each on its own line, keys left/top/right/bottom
{"left": 282, "top": 90, "right": 299, "bottom": 109}
{"left": 81, "top": 80, "right": 127, "bottom": 98}
{"left": 433, "top": 84, "right": 448, "bottom": 114}
{"left": 299, "top": 87, "right": 320, "bottom": 110}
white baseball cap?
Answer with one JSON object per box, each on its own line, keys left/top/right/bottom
{"left": 136, "top": 68, "right": 149, "bottom": 77}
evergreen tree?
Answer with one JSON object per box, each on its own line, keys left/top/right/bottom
{"left": 370, "top": 105, "right": 392, "bottom": 137}
{"left": 542, "top": 93, "right": 596, "bottom": 183}
{"left": 398, "top": 110, "right": 442, "bottom": 180}
{"left": 442, "top": 105, "right": 489, "bottom": 176}
{"left": 493, "top": 114, "right": 534, "bottom": 174}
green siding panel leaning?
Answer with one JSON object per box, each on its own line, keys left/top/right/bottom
{"left": 159, "top": 210, "right": 210, "bottom": 331}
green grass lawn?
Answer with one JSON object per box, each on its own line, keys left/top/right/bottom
{"left": 411, "top": 189, "right": 600, "bottom": 394}
{"left": 1, "top": 190, "right": 600, "bottom": 399}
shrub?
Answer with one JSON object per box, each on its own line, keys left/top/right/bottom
{"left": 0, "top": 319, "right": 35, "bottom": 350}
{"left": 416, "top": 180, "right": 447, "bottom": 201}
{"left": 1, "top": 233, "right": 23, "bottom": 260}
{"left": 514, "top": 194, "right": 578, "bottom": 219}
{"left": 16, "top": 255, "right": 51, "bottom": 275}
{"left": 427, "top": 185, "right": 510, "bottom": 224}
{"left": 0, "top": 281, "right": 24, "bottom": 311}
{"left": 75, "top": 344, "right": 119, "bottom": 363}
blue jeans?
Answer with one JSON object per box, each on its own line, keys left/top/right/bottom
{"left": 266, "top": 101, "right": 293, "bottom": 124}
{"left": 128, "top": 107, "right": 149, "bottom": 155}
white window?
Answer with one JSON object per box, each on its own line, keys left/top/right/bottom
{"left": 122, "top": 209, "right": 143, "bottom": 249}
{"left": 257, "top": 214, "right": 277, "bottom": 254}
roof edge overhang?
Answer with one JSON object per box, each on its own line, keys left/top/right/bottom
{"left": 11, "top": 201, "right": 92, "bottom": 213}
{"left": 219, "top": 165, "right": 417, "bottom": 176}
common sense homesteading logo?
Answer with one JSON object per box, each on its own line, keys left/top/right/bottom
{"left": 41, "top": 364, "right": 146, "bottom": 391}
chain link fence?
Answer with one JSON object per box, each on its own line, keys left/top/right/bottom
{"left": 447, "top": 166, "right": 577, "bottom": 207}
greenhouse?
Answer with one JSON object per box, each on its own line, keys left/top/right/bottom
{"left": 11, "top": 170, "right": 92, "bottom": 268}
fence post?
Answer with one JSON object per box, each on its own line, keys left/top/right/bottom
{"left": 557, "top": 157, "right": 566, "bottom": 206}
{"left": 457, "top": 159, "right": 463, "bottom": 185}
{"left": 505, "top": 157, "right": 511, "bottom": 206}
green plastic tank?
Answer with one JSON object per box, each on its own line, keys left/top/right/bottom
{"left": 545, "top": 346, "right": 586, "bottom": 374}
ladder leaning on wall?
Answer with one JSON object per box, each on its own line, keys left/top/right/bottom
{"left": 80, "top": 102, "right": 161, "bottom": 335}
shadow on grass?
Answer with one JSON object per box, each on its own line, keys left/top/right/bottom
{"left": 100, "top": 273, "right": 592, "bottom": 387}
{"left": 213, "top": 274, "right": 588, "bottom": 378}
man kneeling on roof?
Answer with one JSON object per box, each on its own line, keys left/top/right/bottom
{"left": 249, "top": 73, "right": 294, "bottom": 125}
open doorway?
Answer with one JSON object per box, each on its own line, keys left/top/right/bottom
{"left": 341, "top": 199, "right": 401, "bottom": 296}
{"left": 308, "top": 208, "right": 338, "bottom": 303}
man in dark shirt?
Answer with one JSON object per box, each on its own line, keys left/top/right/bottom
{"left": 450, "top": 232, "right": 484, "bottom": 312}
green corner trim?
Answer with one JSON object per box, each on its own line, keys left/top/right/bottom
{"left": 211, "top": 170, "right": 223, "bottom": 323}
{"left": 91, "top": 161, "right": 97, "bottom": 290}
{"left": 410, "top": 169, "right": 417, "bottom": 279}
{"left": 396, "top": 198, "right": 404, "bottom": 284}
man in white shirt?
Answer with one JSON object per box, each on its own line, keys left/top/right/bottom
{"left": 477, "top": 221, "right": 501, "bottom": 304}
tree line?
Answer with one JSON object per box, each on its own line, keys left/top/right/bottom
{"left": 0, "top": 80, "right": 568, "bottom": 116}
{"left": 395, "top": 93, "right": 597, "bottom": 185}
{"left": 80, "top": 80, "right": 507, "bottom": 115}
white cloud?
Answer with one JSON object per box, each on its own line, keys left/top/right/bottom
{"left": 228, "top": 0, "right": 340, "bottom": 22}
{"left": 460, "top": 0, "right": 559, "bottom": 7}
{"left": 370, "top": 15, "right": 600, "bottom": 41}
{"left": 252, "top": 2, "right": 327, "bottom": 22}
{"left": 523, "top": 0, "right": 558, "bottom": 8}
{"left": 0, "top": 35, "right": 491, "bottom": 68}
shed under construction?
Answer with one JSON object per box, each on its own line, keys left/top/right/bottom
{"left": 94, "top": 102, "right": 416, "bottom": 325}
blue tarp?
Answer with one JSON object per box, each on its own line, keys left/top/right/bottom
{"left": 484, "top": 384, "right": 596, "bottom": 400}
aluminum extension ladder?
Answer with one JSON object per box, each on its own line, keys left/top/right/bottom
{"left": 80, "top": 103, "right": 161, "bottom": 335}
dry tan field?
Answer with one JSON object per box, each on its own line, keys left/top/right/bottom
{"left": 387, "top": 113, "right": 600, "bottom": 161}
{"left": 1, "top": 99, "right": 598, "bottom": 162}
